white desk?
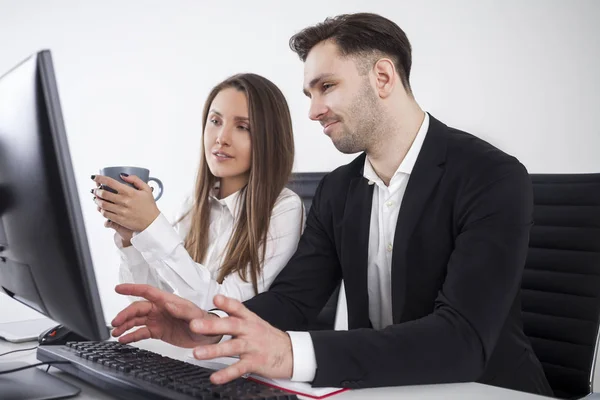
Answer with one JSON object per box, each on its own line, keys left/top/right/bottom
{"left": 0, "top": 338, "right": 557, "bottom": 400}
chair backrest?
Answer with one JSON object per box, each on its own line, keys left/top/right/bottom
{"left": 287, "top": 172, "right": 326, "bottom": 213}
{"left": 521, "top": 173, "right": 600, "bottom": 399}
{"left": 287, "top": 172, "right": 338, "bottom": 329}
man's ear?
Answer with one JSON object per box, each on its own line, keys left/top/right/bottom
{"left": 372, "top": 58, "right": 397, "bottom": 99}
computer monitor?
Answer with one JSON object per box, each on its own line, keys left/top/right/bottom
{"left": 0, "top": 50, "right": 109, "bottom": 343}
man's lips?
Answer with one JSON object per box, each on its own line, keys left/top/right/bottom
{"left": 322, "top": 121, "right": 339, "bottom": 135}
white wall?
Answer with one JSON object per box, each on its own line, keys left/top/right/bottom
{"left": 0, "top": 0, "right": 599, "bottom": 323}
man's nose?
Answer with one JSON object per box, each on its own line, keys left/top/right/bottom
{"left": 308, "top": 99, "right": 328, "bottom": 121}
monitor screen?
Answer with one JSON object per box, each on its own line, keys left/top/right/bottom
{"left": 0, "top": 50, "right": 108, "bottom": 341}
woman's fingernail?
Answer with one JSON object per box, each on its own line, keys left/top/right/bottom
{"left": 91, "top": 175, "right": 96, "bottom": 180}
{"left": 120, "top": 173, "right": 129, "bottom": 177}
{"left": 90, "top": 189, "right": 94, "bottom": 194}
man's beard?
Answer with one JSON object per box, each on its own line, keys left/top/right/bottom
{"left": 331, "top": 79, "right": 381, "bottom": 154}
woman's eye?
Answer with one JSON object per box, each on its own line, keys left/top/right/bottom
{"left": 238, "top": 125, "right": 250, "bottom": 131}
{"left": 210, "top": 118, "right": 221, "bottom": 125}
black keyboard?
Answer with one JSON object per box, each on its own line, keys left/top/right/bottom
{"left": 37, "top": 341, "right": 298, "bottom": 400}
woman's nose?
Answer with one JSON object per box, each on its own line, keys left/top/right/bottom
{"left": 216, "top": 127, "right": 232, "bottom": 145}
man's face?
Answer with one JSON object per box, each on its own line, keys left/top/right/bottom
{"left": 303, "top": 40, "right": 382, "bottom": 154}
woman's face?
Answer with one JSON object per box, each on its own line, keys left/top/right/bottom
{"left": 204, "top": 88, "right": 252, "bottom": 186}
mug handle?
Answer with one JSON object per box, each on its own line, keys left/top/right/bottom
{"left": 148, "top": 177, "right": 163, "bottom": 201}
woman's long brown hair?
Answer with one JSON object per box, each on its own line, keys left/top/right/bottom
{"left": 182, "top": 74, "right": 295, "bottom": 294}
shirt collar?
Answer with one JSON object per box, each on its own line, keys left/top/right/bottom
{"left": 209, "top": 180, "right": 243, "bottom": 216}
{"left": 363, "top": 112, "right": 430, "bottom": 185}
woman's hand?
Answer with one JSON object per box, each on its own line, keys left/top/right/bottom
{"left": 92, "top": 174, "right": 160, "bottom": 232}
{"left": 104, "top": 219, "right": 134, "bottom": 247}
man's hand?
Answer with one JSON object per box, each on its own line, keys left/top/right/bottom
{"left": 111, "top": 284, "right": 221, "bottom": 348}
{"left": 190, "top": 294, "right": 294, "bottom": 385}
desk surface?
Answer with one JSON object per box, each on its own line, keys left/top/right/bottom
{"left": 0, "top": 338, "right": 556, "bottom": 400}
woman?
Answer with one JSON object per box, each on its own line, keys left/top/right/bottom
{"left": 92, "top": 73, "right": 303, "bottom": 309}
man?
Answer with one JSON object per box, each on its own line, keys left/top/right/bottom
{"left": 111, "top": 13, "right": 553, "bottom": 396}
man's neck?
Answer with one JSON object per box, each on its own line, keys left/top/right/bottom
{"left": 367, "top": 102, "right": 425, "bottom": 186}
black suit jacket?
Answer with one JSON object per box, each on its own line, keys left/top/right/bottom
{"left": 244, "top": 115, "right": 553, "bottom": 396}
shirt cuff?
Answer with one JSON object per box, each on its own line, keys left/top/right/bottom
{"left": 208, "top": 310, "right": 232, "bottom": 343}
{"left": 209, "top": 310, "right": 229, "bottom": 319}
{"left": 114, "top": 232, "right": 146, "bottom": 265}
{"left": 131, "top": 213, "right": 182, "bottom": 261}
{"left": 287, "top": 331, "right": 317, "bottom": 382}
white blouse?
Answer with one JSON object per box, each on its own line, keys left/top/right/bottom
{"left": 117, "top": 187, "right": 305, "bottom": 310}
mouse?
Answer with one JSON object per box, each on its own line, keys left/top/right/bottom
{"left": 38, "top": 324, "right": 89, "bottom": 346}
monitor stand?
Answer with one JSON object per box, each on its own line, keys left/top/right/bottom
{"left": 0, "top": 362, "right": 80, "bottom": 400}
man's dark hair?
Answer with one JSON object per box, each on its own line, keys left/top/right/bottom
{"left": 289, "top": 13, "right": 413, "bottom": 92}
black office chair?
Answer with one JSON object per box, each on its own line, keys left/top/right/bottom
{"left": 288, "top": 173, "right": 600, "bottom": 397}
{"left": 287, "top": 172, "right": 339, "bottom": 330}
{"left": 521, "top": 174, "right": 600, "bottom": 399}
{"left": 286, "top": 173, "right": 325, "bottom": 213}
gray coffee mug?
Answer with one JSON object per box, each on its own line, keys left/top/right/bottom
{"left": 99, "top": 166, "right": 164, "bottom": 201}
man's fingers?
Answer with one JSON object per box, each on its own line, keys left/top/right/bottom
{"left": 115, "top": 284, "right": 172, "bottom": 304}
{"left": 114, "top": 284, "right": 205, "bottom": 322}
{"left": 190, "top": 315, "right": 245, "bottom": 337}
{"left": 111, "top": 316, "right": 148, "bottom": 338}
{"left": 164, "top": 300, "right": 206, "bottom": 323}
{"left": 193, "top": 339, "right": 247, "bottom": 360}
{"left": 210, "top": 360, "right": 252, "bottom": 385}
{"left": 111, "top": 298, "right": 153, "bottom": 326}
{"left": 213, "top": 295, "right": 255, "bottom": 320}
{"left": 117, "top": 327, "right": 152, "bottom": 344}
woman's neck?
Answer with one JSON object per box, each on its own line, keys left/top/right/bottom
{"left": 218, "top": 176, "right": 248, "bottom": 199}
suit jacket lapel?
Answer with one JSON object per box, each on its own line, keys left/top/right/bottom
{"left": 340, "top": 160, "right": 374, "bottom": 329}
{"left": 392, "top": 116, "right": 447, "bottom": 322}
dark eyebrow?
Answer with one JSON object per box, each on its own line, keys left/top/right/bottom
{"left": 303, "top": 73, "right": 335, "bottom": 97}
{"left": 209, "top": 109, "right": 249, "bottom": 122}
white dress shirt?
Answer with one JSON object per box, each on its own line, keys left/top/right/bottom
{"left": 117, "top": 186, "right": 305, "bottom": 310}
{"left": 288, "top": 113, "right": 430, "bottom": 382}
